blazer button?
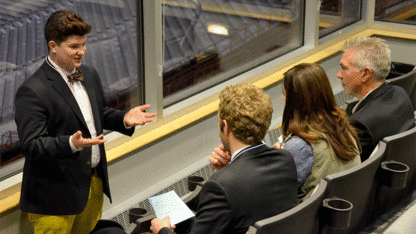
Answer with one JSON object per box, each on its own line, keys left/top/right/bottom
{"left": 86, "top": 162, "right": 91, "bottom": 167}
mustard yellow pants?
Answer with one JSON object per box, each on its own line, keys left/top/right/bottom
{"left": 27, "top": 173, "right": 103, "bottom": 234}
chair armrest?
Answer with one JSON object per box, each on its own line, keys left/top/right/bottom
{"left": 128, "top": 212, "right": 157, "bottom": 234}
{"left": 125, "top": 223, "right": 137, "bottom": 234}
{"left": 183, "top": 185, "right": 203, "bottom": 212}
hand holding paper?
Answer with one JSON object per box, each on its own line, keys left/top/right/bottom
{"left": 274, "top": 135, "right": 284, "bottom": 149}
{"left": 149, "top": 190, "right": 195, "bottom": 225}
{"left": 150, "top": 216, "right": 176, "bottom": 234}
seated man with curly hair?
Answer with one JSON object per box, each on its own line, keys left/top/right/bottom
{"left": 150, "top": 84, "right": 298, "bottom": 234}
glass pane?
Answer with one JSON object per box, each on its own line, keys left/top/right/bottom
{"left": 162, "top": 0, "right": 304, "bottom": 104}
{"left": 319, "top": 0, "right": 361, "bottom": 38}
{"left": 0, "top": 0, "right": 141, "bottom": 170}
{"left": 375, "top": 0, "right": 416, "bottom": 25}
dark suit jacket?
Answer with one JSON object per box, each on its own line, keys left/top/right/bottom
{"left": 347, "top": 83, "right": 415, "bottom": 161}
{"left": 160, "top": 143, "right": 298, "bottom": 234}
{"left": 15, "top": 61, "right": 134, "bottom": 215}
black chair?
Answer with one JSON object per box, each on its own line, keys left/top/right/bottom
{"left": 320, "top": 142, "right": 387, "bottom": 234}
{"left": 386, "top": 63, "right": 416, "bottom": 110}
{"left": 382, "top": 126, "right": 416, "bottom": 189}
{"left": 386, "top": 66, "right": 416, "bottom": 97}
{"left": 182, "top": 184, "right": 203, "bottom": 212}
{"left": 411, "top": 82, "right": 416, "bottom": 111}
{"left": 89, "top": 219, "right": 127, "bottom": 234}
{"left": 372, "top": 126, "right": 416, "bottom": 218}
{"left": 246, "top": 180, "right": 328, "bottom": 234}
{"left": 126, "top": 212, "right": 156, "bottom": 234}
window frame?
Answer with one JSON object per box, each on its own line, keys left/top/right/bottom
{"left": 0, "top": 0, "right": 359, "bottom": 183}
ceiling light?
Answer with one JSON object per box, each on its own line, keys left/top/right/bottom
{"left": 208, "top": 24, "right": 229, "bottom": 36}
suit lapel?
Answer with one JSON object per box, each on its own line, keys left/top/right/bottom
{"left": 354, "top": 83, "right": 387, "bottom": 113}
{"left": 43, "top": 62, "right": 88, "bottom": 129}
{"left": 80, "top": 66, "right": 102, "bottom": 134}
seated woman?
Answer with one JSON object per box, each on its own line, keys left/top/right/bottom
{"left": 277, "top": 63, "right": 361, "bottom": 202}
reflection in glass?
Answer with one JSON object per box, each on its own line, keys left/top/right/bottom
{"left": 162, "top": 0, "right": 304, "bottom": 103}
{"left": 375, "top": 0, "right": 416, "bottom": 25}
{"left": 0, "top": 0, "right": 140, "bottom": 168}
{"left": 319, "top": 0, "right": 362, "bottom": 38}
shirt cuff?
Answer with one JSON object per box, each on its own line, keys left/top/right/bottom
{"left": 69, "top": 135, "right": 83, "bottom": 153}
{"left": 123, "top": 114, "right": 133, "bottom": 129}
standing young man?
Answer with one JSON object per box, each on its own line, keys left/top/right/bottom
{"left": 15, "top": 10, "right": 156, "bottom": 233}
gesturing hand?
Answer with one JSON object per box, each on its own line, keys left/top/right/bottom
{"left": 124, "top": 104, "right": 157, "bottom": 127}
{"left": 71, "top": 131, "right": 107, "bottom": 149}
{"left": 209, "top": 144, "right": 231, "bottom": 170}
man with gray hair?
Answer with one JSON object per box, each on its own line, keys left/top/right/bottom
{"left": 337, "top": 36, "right": 414, "bottom": 161}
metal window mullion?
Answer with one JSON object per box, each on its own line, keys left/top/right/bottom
{"left": 143, "top": 0, "right": 164, "bottom": 125}
{"left": 363, "top": 0, "right": 375, "bottom": 27}
{"left": 304, "top": 0, "right": 320, "bottom": 49}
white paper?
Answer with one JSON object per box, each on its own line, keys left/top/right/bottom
{"left": 148, "top": 190, "right": 195, "bottom": 225}
{"left": 278, "top": 135, "right": 283, "bottom": 143}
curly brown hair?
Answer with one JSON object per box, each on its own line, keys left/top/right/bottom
{"left": 44, "top": 11, "right": 91, "bottom": 48}
{"left": 282, "top": 63, "right": 361, "bottom": 160}
{"left": 219, "top": 83, "right": 273, "bottom": 145}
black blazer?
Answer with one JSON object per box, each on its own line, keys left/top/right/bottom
{"left": 161, "top": 143, "right": 298, "bottom": 234}
{"left": 15, "top": 61, "right": 134, "bottom": 215}
{"left": 347, "top": 83, "right": 415, "bottom": 161}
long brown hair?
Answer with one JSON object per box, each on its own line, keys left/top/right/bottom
{"left": 282, "top": 63, "right": 361, "bottom": 160}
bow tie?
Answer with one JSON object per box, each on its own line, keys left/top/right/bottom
{"left": 68, "top": 70, "right": 83, "bottom": 84}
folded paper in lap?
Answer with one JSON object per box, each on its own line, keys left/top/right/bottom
{"left": 149, "top": 190, "right": 195, "bottom": 225}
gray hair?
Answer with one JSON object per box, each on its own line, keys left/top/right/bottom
{"left": 343, "top": 37, "right": 391, "bottom": 82}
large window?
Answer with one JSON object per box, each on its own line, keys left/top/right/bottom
{"left": 375, "top": 0, "right": 416, "bottom": 25}
{"left": 162, "top": 0, "right": 304, "bottom": 105}
{"left": 4, "top": 0, "right": 414, "bottom": 179}
{"left": 0, "top": 0, "right": 142, "bottom": 174}
{"left": 319, "top": 0, "right": 362, "bottom": 38}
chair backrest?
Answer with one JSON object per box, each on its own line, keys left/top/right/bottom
{"left": 126, "top": 213, "right": 156, "bottom": 234}
{"left": 385, "top": 66, "right": 416, "bottom": 98}
{"left": 246, "top": 180, "right": 328, "bottom": 234}
{"left": 382, "top": 126, "right": 416, "bottom": 178}
{"left": 373, "top": 126, "right": 416, "bottom": 217}
{"left": 411, "top": 81, "right": 416, "bottom": 110}
{"left": 89, "top": 219, "right": 127, "bottom": 234}
{"left": 182, "top": 184, "right": 203, "bottom": 212}
{"left": 321, "top": 142, "right": 387, "bottom": 234}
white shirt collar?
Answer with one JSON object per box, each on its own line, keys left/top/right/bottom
{"left": 230, "top": 145, "right": 250, "bottom": 162}
{"left": 46, "top": 56, "right": 77, "bottom": 81}
{"left": 352, "top": 88, "right": 376, "bottom": 114}
{"left": 230, "top": 142, "right": 266, "bottom": 163}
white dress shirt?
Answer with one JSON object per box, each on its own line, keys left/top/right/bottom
{"left": 46, "top": 57, "right": 100, "bottom": 168}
